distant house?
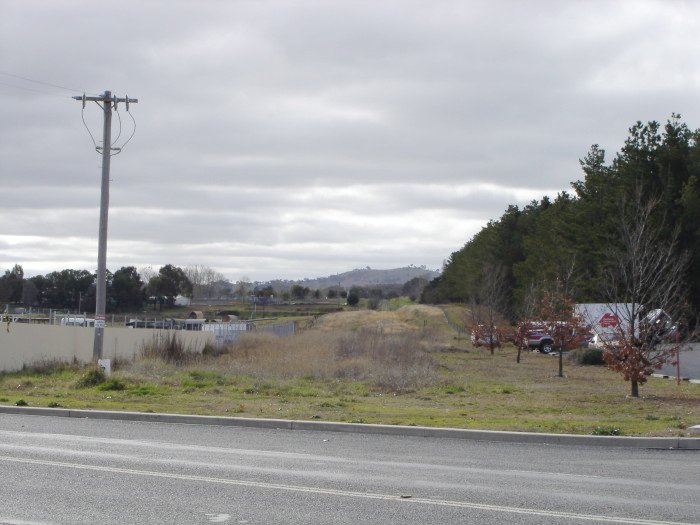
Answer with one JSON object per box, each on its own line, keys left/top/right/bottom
{"left": 175, "top": 295, "right": 191, "bottom": 306}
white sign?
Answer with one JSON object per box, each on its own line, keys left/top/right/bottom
{"left": 95, "top": 319, "right": 105, "bottom": 329}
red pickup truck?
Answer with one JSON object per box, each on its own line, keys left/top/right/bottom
{"left": 520, "top": 324, "right": 555, "bottom": 353}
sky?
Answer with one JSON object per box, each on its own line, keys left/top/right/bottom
{"left": 2, "top": 1, "right": 700, "bottom": 282}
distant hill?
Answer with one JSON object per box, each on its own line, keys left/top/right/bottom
{"left": 267, "top": 266, "right": 440, "bottom": 291}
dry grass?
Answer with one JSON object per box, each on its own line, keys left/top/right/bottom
{"left": 188, "top": 324, "right": 438, "bottom": 392}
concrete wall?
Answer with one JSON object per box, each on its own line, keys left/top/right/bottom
{"left": 0, "top": 323, "right": 214, "bottom": 372}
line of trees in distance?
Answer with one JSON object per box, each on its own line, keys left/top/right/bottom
{"left": 0, "top": 264, "right": 194, "bottom": 313}
{"left": 1, "top": 262, "right": 432, "bottom": 314}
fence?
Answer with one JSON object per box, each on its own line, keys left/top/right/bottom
{"left": 203, "top": 321, "right": 296, "bottom": 346}
{"left": 0, "top": 323, "right": 214, "bottom": 372}
{"left": 0, "top": 312, "right": 298, "bottom": 371}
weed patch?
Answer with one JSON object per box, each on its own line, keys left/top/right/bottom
{"left": 128, "top": 384, "right": 164, "bottom": 396}
{"left": 75, "top": 367, "right": 106, "bottom": 388}
{"left": 592, "top": 426, "right": 623, "bottom": 436}
{"left": 97, "top": 379, "right": 127, "bottom": 391}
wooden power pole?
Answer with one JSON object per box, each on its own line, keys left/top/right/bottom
{"left": 73, "top": 91, "right": 138, "bottom": 361}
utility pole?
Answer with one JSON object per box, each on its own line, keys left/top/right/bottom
{"left": 73, "top": 91, "right": 138, "bottom": 361}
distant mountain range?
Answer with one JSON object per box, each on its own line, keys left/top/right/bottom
{"left": 267, "top": 265, "right": 440, "bottom": 290}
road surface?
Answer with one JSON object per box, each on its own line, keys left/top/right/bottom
{"left": 0, "top": 414, "right": 698, "bottom": 524}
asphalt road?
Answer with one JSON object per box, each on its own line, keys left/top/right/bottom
{"left": 0, "top": 414, "right": 698, "bottom": 525}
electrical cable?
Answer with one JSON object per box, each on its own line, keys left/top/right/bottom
{"left": 81, "top": 104, "right": 100, "bottom": 154}
{"left": 0, "top": 70, "right": 88, "bottom": 94}
{"left": 0, "top": 79, "right": 74, "bottom": 98}
{"left": 76, "top": 91, "right": 136, "bottom": 156}
{"left": 112, "top": 100, "right": 137, "bottom": 156}
{"left": 112, "top": 104, "right": 123, "bottom": 147}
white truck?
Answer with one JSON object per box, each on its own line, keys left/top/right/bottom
{"left": 574, "top": 303, "right": 676, "bottom": 346}
{"left": 574, "top": 303, "right": 634, "bottom": 338}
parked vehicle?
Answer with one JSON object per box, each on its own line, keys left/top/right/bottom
{"left": 470, "top": 325, "right": 500, "bottom": 348}
{"left": 520, "top": 324, "right": 555, "bottom": 353}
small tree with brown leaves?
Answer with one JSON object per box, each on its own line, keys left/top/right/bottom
{"left": 601, "top": 190, "right": 690, "bottom": 397}
{"left": 530, "top": 276, "right": 589, "bottom": 377}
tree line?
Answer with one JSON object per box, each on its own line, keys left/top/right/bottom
{"left": 424, "top": 114, "right": 700, "bottom": 323}
{"left": 0, "top": 264, "right": 193, "bottom": 313}
{"left": 1, "top": 263, "right": 432, "bottom": 313}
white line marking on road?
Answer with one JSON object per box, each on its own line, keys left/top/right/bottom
{"left": 0, "top": 455, "right": 691, "bottom": 524}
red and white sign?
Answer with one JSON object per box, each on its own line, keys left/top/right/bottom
{"left": 599, "top": 313, "right": 619, "bottom": 328}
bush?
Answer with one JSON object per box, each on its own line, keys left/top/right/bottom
{"left": 570, "top": 347, "right": 605, "bottom": 366}
{"left": 76, "top": 367, "right": 106, "bottom": 388}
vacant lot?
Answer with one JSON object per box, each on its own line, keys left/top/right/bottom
{"left": 1, "top": 305, "right": 697, "bottom": 436}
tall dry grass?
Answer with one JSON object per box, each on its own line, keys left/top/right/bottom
{"left": 139, "top": 332, "right": 202, "bottom": 365}
{"left": 215, "top": 326, "right": 438, "bottom": 391}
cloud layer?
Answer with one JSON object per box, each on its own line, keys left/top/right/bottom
{"left": 2, "top": 1, "right": 700, "bottom": 280}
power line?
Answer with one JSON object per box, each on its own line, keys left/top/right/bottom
{"left": 0, "top": 79, "right": 74, "bottom": 99}
{"left": 0, "top": 70, "right": 87, "bottom": 94}
{"left": 81, "top": 104, "right": 100, "bottom": 153}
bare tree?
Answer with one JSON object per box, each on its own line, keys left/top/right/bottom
{"left": 138, "top": 266, "right": 157, "bottom": 284}
{"left": 235, "top": 276, "right": 253, "bottom": 299}
{"left": 469, "top": 263, "right": 508, "bottom": 355}
{"left": 515, "top": 282, "right": 538, "bottom": 363}
{"left": 601, "top": 190, "right": 690, "bottom": 397}
{"left": 183, "top": 265, "right": 226, "bottom": 300}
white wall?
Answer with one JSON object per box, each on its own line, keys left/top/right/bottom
{"left": 0, "top": 323, "right": 214, "bottom": 372}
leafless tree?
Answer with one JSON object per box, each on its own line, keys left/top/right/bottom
{"left": 469, "top": 263, "right": 508, "bottom": 355}
{"left": 138, "top": 266, "right": 157, "bottom": 284}
{"left": 601, "top": 189, "right": 691, "bottom": 397}
{"left": 183, "top": 265, "right": 227, "bottom": 300}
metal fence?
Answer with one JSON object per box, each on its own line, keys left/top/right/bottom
{"left": 204, "top": 321, "right": 297, "bottom": 346}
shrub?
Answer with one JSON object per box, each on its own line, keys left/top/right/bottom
{"left": 570, "top": 348, "right": 605, "bottom": 366}
{"left": 76, "top": 367, "right": 106, "bottom": 388}
{"left": 15, "top": 399, "right": 28, "bottom": 406}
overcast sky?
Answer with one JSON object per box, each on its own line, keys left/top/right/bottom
{"left": 1, "top": 1, "right": 699, "bottom": 282}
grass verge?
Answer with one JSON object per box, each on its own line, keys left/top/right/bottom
{"left": 0, "top": 305, "right": 697, "bottom": 436}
